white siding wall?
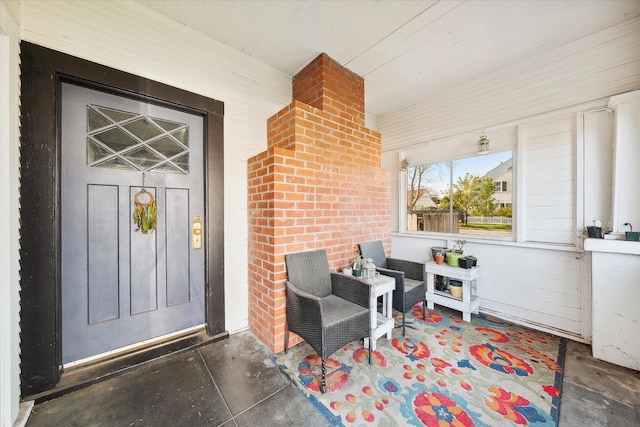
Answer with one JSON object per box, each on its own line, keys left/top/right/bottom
{"left": 583, "top": 110, "right": 614, "bottom": 230}
{"left": 522, "top": 117, "right": 576, "bottom": 245}
{"left": 382, "top": 18, "right": 640, "bottom": 341}
{"left": 378, "top": 17, "right": 640, "bottom": 152}
{"left": 20, "top": 0, "right": 293, "bottom": 334}
{"left": 391, "top": 235, "right": 584, "bottom": 338}
{"left": 0, "top": 0, "right": 22, "bottom": 425}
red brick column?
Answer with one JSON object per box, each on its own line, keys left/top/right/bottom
{"left": 248, "top": 54, "right": 391, "bottom": 352}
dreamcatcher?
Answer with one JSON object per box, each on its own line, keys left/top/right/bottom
{"left": 133, "top": 173, "right": 157, "bottom": 234}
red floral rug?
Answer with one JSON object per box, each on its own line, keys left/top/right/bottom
{"left": 274, "top": 306, "right": 565, "bottom": 426}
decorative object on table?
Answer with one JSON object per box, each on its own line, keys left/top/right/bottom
{"left": 275, "top": 306, "right": 565, "bottom": 427}
{"left": 449, "top": 279, "right": 463, "bottom": 298}
{"left": 342, "top": 264, "right": 352, "bottom": 275}
{"left": 431, "top": 246, "right": 449, "bottom": 293}
{"left": 434, "top": 252, "right": 445, "bottom": 265}
{"left": 436, "top": 275, "right": 448, "bottom": 292}
{"left": 453, "top": 239, "right": 466, "bottom": 254}
{"left": 362, "top": 258, "right": 376, "bottom": 281}
{"left": 352, "top": 255, "right": 362, "bottom": 277}
{"left": 446, "top": 251, "right": 462, "bottom": 267}
{"left": 430, "top": 246, "right": 450, "bottom": 260}
{"left": 458, "top": 257, "right": 474, "bottom": 269}
{"left": 466, "top": 255, "right": 478, "bottom": 266}
{"left": 133, "top": 173, "right": 156, "bottom": 234}
{"left": 284, "top": 249, "right": 372, "bottom": 394}
{"left": 624, "top": 222, "right": 639, "bottom": 241}
{"left": 359, "top": 240, "right": 425, "bottom": 337}
{"left": 586, "top": 219, "right": 603, "bottom": 238}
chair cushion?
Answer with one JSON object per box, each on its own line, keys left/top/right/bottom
{"left": 321, "top": 295, "right": 370, "bottom": 357}
{"left": 321, "top": 295, "right": 369, "bottom": 327}
{"left": 398, "top": 278, "right": 425, "bottom": 313}
{"left": 404, "top": 278, "right": 424, "bottom": 293}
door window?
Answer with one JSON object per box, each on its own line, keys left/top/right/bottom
{"left": 87, "top": 105, "right": 189, "bottom": 174}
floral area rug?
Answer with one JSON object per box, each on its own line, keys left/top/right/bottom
{"left": 274, "top": 306, "right": 565, "bottom": 426}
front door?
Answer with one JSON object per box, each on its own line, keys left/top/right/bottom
{"left": 61, "top": 82, "right": 205, "bottom": 365}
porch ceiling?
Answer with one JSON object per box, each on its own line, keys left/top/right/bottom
{"left": 135, "top": 0, "right": 640, "bottom": 117}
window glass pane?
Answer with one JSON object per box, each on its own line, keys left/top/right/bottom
{"left": 150, "top": 162, "right": 182, "bottom": 173}
{"left": 123, "top": 146, "right": 163, "bottom": 169}
{"left": 95, "top": 157, "right": 135, "bottom": 170}
{"left": 149, "top": 136, "right": 186, "bottom": 158}
{"left": 86, "top": 104, "right": 189, "bottom": 175}
{"left": 93, "top": 128, "right": 138, "bottom": 152}
{"left": 408, "top": 151, "right": 513, "bottom": 237}
{"left": 122, "top": 117, "right": 163, "bottom": 141}
{"left": 151, "top": 117, "right": 183, "bottom": 132}
{"left": 172, "top": 153, "right": 189, "bottom": 172}
{"left": 87, "top": 138, "right": 113, "bottom": 164}
{"left": 87, "top": 107, "right": 112, "bottom": 131}
{"left": 171, "top": 128, "right": 189, "bottom": 146}
{"left": 95, "top": 106, "right": 137, "bottom": 123}
{"left": 407, "top": 161, "right": 453, "bottom": 232}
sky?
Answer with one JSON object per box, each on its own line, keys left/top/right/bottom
{"left": 454, "top": 150, "right": 512, "bottom": 180}
{"left": 417, "top": 150, "right": 513, "bottom": 194}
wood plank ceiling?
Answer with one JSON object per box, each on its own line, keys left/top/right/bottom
{"left": 134, "top": 0, "right": 640, "bottom": 117}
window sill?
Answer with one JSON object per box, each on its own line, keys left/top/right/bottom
{"left": 392, "top": 231, "right": 581, "bottom": 253}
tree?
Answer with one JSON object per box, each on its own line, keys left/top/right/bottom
{"left": 406, "top": 164, "right": 440, "bottom": 213}
{"left": 438, "top": 173, "right": 496, "bottom": 224}
{"left": 407, "top": 163, "right": 449, "bottom": 213}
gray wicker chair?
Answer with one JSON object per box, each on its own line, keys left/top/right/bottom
{"left": 284, "top": 249, "right": 371, "bottom": 394}
{"left": 359, "top": 240, "right": 425, "bottom": 336}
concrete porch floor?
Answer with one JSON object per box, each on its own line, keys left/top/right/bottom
{"left": 23, "top": 330, "right": 640, "bottom": 427}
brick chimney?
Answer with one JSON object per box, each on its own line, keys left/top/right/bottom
{"left": 247, "top": 53, "right": 391, "bottom": 352}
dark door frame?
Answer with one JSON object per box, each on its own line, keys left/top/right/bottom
{"left": 19, "top": 42, "right": 226, "bottom": 397}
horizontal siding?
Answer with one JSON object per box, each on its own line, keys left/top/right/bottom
{"left": 524, "top": 117, "right": 575, "bottom": 245}
{"left": 391, "top": 235, "right": 585, "bottom": 338}
{"left": 379, "top": 17, "right": 640, "bottom": 151}
{"left": 526, "top": 179, "right": 573, "bottom": 194}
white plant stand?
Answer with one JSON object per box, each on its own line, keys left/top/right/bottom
{"left": 363, "top": 275, "right": 395, "bottom": 354}
{"left": 425, "top": 261, "right": 480, "bottom": 322}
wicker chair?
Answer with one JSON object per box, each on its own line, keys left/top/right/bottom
{"left": 359, "top": 240, "right": 425, "bottom": 336}
{"left": 284, "top": 249, "right": 371, "bottom": 394}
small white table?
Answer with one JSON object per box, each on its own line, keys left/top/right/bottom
{"left": 425, "top": 261, "right": 480, "bottom": 322}
{"left": 363, "top": 275, "right": 395, "bottom": 353}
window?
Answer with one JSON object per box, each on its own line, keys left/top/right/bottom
{"left": 407, "top": 151, "right": 513, "bottom": 237}
{"left": 86, "top": 104, "right": 190, "bottom": 174}
{"left": 494, "top": 180, "right": 507, "bottom": 192}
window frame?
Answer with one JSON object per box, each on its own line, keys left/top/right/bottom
{"left": 400, "top": 134, "right": 517, "bottom": 243}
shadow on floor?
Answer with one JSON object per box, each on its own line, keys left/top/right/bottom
{"left": 25, "top": 330, "right": 639, "bottom": 426}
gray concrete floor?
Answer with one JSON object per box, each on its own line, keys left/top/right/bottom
{"left": 559, "top": 340, "right": 640, "bottom": 427}
{"left": 25, "top": 331, "right": 330, "bottom": 427}
{"left": 24, "top": 331, "right": 640, "bottom": 426}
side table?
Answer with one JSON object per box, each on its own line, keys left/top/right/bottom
{"left": 424, "top": 261, "right": 480, "bottom": 322}
{"left": 363, "top": 274, "right": 395, "bottom": 359}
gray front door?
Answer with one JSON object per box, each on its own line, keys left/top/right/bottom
{"left": 61, "top": 83, "right": 205, "bottom": 365}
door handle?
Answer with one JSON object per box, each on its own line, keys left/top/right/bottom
{"left": 192, "top": 215, "right": 203, "bottom": 249}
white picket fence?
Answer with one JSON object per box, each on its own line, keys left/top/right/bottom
{"left": 466, "top": 216, "right": 512, "bottom": 225}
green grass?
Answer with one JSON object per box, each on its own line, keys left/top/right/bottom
{"left": 461, "top": 223, "right": 512, "bottom": 230}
